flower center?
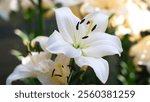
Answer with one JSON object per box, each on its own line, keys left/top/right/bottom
{"left": 74, "top": 19, "right": 97, "bottom": 49}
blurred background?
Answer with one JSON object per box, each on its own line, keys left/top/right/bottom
{"left": 0, "top": 0, "right": 150, "bottom": 85}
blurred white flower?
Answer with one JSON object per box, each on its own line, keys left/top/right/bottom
{"left": 20, "top": 0, "right": 83, "bottom": 18}
{"left": 81, "top": 0, "right": 150, "bottom": 39}
{"left": 133, "top": 0, "right": 149, "bottom": 9}
{"left": 81, "top": 0, "right": 127, "bottom": 16}
{"left": 21, "top": 0, "right": 83, "bottom": 10}
{"left": 130, "top": 35, "right": 150, "bottom": 73}
{"left": 20, "top": 0, "right": 52, "bottom": 10}
{"left": 54, "top": 0, "right": 83, "bottom": 6}
{"left": 145, "top": 0, "right": 150, "bottom": 6}
{"left": 126, "top": 0, "right": 150, "bottom": 35}
{"left": 0, "top": 0, "right": 18, "bottom": 20}
{"left": 46, "top": 7, "right": 123, "bottom": 83}
{"left": 6, "top": 36, "right": 70, "bottom": 85}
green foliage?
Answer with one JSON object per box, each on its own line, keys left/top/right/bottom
{"left": 118, "top": 35, "right": 150, "bottom": 85}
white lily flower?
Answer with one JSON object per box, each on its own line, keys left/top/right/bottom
{"left": 38, "top": 54, "right": 70, "bottom": 84}
{"left": 6, "top": 52, "right": 70, "bottom": 85}
{"left": 46, "top": 7, "right": 123, "bottom": 83}
{"left": 6, "top": 36, "right": 70, "bottom": 85}
{"left": 6, "top": 52, "right": 51, "bottom": 85}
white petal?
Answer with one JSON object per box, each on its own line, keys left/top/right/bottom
{"left": 55, "top": 54, "right": 70, "bottom": 66}
{"left": 37, "top": 73, "right": 58, "bottom": 85}
{"left": 22, "top": 52, "right": 51, "bottom": 65}
{"left": 83, "top": 45, "right": 121, "bottom": 58}
{"left": 75, "top": 56, "right": 109, "bottom": 83}
{"left": 31, "top": 36, "right": 49, "bottom": 52}
{"left": 83, "top": 11, "right": 109, "bottom": 32}
{"left": 46, "top": 30, "right": 81, "bottom": 58}
{"left": 82, "top": 32, "right": 123, "bottom": 57}
{"left": 36, "top": 60, "right": 53, "bottom": 73}
{"left": 55, "top": 7, "right": 81, "bottom": 44}
{"left": 6, "top": 65, "right": 33, "bottom": 85}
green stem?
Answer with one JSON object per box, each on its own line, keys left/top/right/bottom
{"left": 26, "top": 17, "right": 32, "bottom": 34}
{"left": 68, "top": 58, "right": 75, "bottom": 84}
{"left": 36, "top": 0, "right": 44, "bottom": 36}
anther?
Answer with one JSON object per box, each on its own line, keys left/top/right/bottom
{"left": 54, "top": 74, "right": 62, "bottom": 77}
{"left": 51, "top": 69, "right": 55, "bottom": 77}
{"left": 86, "top": 21, "right": 90, "bottom": 25}
{"left": 62, "top": 65, "right": 64, "bottom": 68}
{"left": 76, "top": 22, "right": 80, "bottom": 30}
{"left": 80, "top": 19, "right": 85, "bottom": 24}
{"left": 82, "top": 36, "right": 89, "bottom": 39}
{"left": 91, "top": 24, "right": 97, "bottom": 31}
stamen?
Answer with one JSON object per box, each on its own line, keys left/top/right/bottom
{"left": 54, "top": 74, "right": 62, "bottom": 77}
{"left": 80, "top": 19, "right": 85, "bottom": 24}
{"left": 82, "top": 36, "right": 89, "bottom": 39}
{"left": 87, "top": 21, "right": 90, "bottom": 25}
{"left": 51, "top": 69, "right": 55, "bottom": 77}
{"left": 76, "top": 22, "right": 80, "bottom": 30}
{"left": 62, "top": 65, "right": 64, "bottom": 68}
{"left": 86, "top": 20, "right": 93, "bottom": 35}
{"left": 91, "top": 24, "right": 97, "bottom": 31}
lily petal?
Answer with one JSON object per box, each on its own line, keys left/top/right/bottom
{"left": 37, "top": 73, "right": 59, "bottom": 85}
{"left": 83, "top": 11, "right": 109, "bottom": 33}
{"left": 75, "top": 56, "right": 109, "bottom": 83}
{"left": 6, "top": 65, "right": 33, "bottom": 85}
{"left": 82, "top": 32, "right": 123, "bottom": 57}
{"left": 83, "top": 45, "right": 121, "bottom": 58}
{"left": 55, "top": 7, "right": 81, "bottom": 44}
{"left": 55, "top": 54, "right": 70, "bottom": 66}
{"left": 46, "top": 30, "right": 81, "bottom": 58}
